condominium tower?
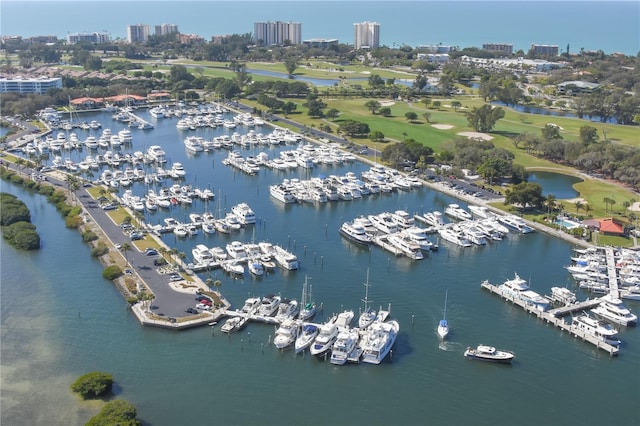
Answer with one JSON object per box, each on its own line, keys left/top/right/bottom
{"left": 253, "top": 21, "right": 302, "bottom": 46}
{"left": 353, "top": 21, "right": 380, "bottom": 49}
{"left": 127, "top": 24, "right": 149, "bottom": 43}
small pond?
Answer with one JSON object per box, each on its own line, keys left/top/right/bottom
{"left": 528, "top": 171, "right": 582, "bottom": 199}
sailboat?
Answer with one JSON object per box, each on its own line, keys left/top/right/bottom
{"left": 437, "top": 290, "right": 449, "bottom": 339}
{"left": 298, "top": 275, "right": 316, "bottom": 321}
{"left": 358, "top": 269, "right": 376, "bottom": 329}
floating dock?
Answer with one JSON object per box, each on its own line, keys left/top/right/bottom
{"left": 480, "top": 281, "right": 619, "bottom": 356}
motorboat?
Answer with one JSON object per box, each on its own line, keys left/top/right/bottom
{"left": 437, "top": 227, "right": 472, "bottom": 247}
{"left": 147, "top": 145, "right": 167, "bottom": 163}
{"left": 401, "top": 226, "right": 437, "bottom": 251}
{"left": 498, "top": 214, "right": 534, "bottom": 234}
{"left": 169, "top": 162, "right": 187, "bottom": 178}
{"left": 259, "top": 294, "right": 281, "bottom": 317}
{"left": 464, "top": 345, "right": 514, "bottom": 363}
{"left": 387, "top": 234, "right": 424, "bottom": 260}
{"left": 184, "top": 136, "right": 205, "bottom": 152}
{"left": 339, "top": 221, "right": 372, "bottom": 246}
{"left": 240, "top": 297, "right": 262, "bottom": 314}
{"left": 294, "top": 324, "right": 319, "bottom": 353}
{"left": 497, "top": 273, "right": 549, "bottom": 311}
{"left": 226, "top": 241, "right": 247, "bottom": 259}
{"left": 420, "top": 211, "right": 445, "bottom": 228}
{"left": 269, "top": 184, "right": 296, "bottom": 204}
{"left": 360, "top": 320, "right": 400, "bottom": 365}
{"left": 310, "top": 317, "right": 339, "bottom": 356}
{"left": 247, "top": 259, "right": 265, "bottom": 276}
{"left": 275, "top": 298, "right": 299, "bottom": 321}
{"left": 273, "top": 245, "right": 298, "bottom": 270}
{"left": 220, "top": 316, "right": 247, "bottom": 333}
{"left": 330, "top": 329, "right": 360, "bottom": 365}
{"left": 192, "top": 244, "right": 214, "bottom": 264}
{"left": 444, "top": 204, "right": 472, "bottom": 221}
{"left": 571, "top": 313, "right": 621, "bottom": 346}
{"left": 210, "top": 246, "right": 228, "bottom": 261}
{"left": 231, "top": 203, "right": 256, "bottom": 225}
{"left": 369, "top": 213, "right": 400, "bottom": 234}
{"left": 273, "top": 318, "right": 300, "bottom": 350}
{"left": 335, "top": 310, "right": 355, "bottom": 331}
{"left": 591, "top": 295, "right": 637, "bottom": 326}
{"left": 221, "top": 261, "right": 244, "bottom": 275}
{"left": 549, "top": 287, "right": 577, "bottom": 306}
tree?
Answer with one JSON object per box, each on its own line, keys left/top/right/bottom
{"left": 477, "top": 158, "right": 511, "bottom": 185}
{"left": 368, "top": 74, "right": 385, "bottom": 88}
{"left": 432, "top": 100, "right": 441, "bottom": 110}
{"left": 545, "top": 194, "right": 558, "bottom": 215}
{"left": 466, "top": 104, "right": 505, "bottom": 133}
{"left": 422, "top": 111, "right": 431, "bottom": 123}
{"left": 364, "top": 100, "right": 381, "bottom": 114}
{"left": 326, "top": 108, "right": 340, "bottom": 120}
{"left": 378, "top": 107, "right": 392, "bottom": 117}
{"left": 369, "top": 130, "right": 385, "bottom": 141}
{"left": 282, "top": 101, "right": 297, "bottom": 116}
{"left": 541, "top": 124, "right": 563, "bottom": 141}
{"left": 574, "top": 200, "right": 584, "bottom": 214}
{"left": 603, "top": 197, "right": 613, "bottom": 213}
{"left": 405, "top": 111, "right": 418, "bottom": 122}
{"left": 579, "top": 125, "right": 599, "bottom": 145}
{"left": 120, "top": 242, "right": 132, "bottom": 267}
{"left": 450, "top": 100, "right": 462, "bottom": 112}
{"left": 71, "top": 372, "right": 113, "bottom": 399}
{"left": 504, "top": 182, "right": 544, "bottom": 211}
{"left": 284, "top": 57, "right": 298, "bottom": 78}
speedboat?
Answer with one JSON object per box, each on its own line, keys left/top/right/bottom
{"left": 591, "top": 295, "right": 637, "bottom": 326}
{"left": 330, "top": 329, "right": 360, "bottom": 365}
{"left": 294, "top": 324, "right": 319, "bottom": 353}
{"left": 248, "top": 259, "right": 265, "bottom": 276}
{"left": 310, "top": 317, "right": 339, "bottom": 357}
{"left": 571, "top": 313, "right": 621, "bottom": 346}
{"left": 335, "top": 310, "right": 355, "bottom": 331}
{"left": 444, "top": 204, "right": 472, "bottom": 221}
{"left": 549, "top": 287, "right": 577, "bottom": 306}
{"left": 220, "top": 316, "right": 247, "bottom": 333}
{"left": 273, "top": 318, "right": 300, "bottom": 350}
{"left": 464, "top": 345, "right": 514, "bottom": 363}
{"left": 240, "top": 297, "right": 262, "bottom": 314}
{"left": 275, "top": 299, "right": 299, "bottom": 321}
{"left": 360, "top": 320, "right": 400, "bottom": 365}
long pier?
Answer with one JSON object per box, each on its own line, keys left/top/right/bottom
{"left": 480, "top": 281, "right": 619, "bottom": 356}
{"left": 604, "top": 247, "right": 619, "bottom": 296}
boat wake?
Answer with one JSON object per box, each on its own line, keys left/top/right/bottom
{"left": 438, "top": 341, "right": 462, "bottom": 352}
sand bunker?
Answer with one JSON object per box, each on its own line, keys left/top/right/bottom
{"left": 457, "top": 132, "right": 494, "bottom": 141}
{"left": 431, "top": 124, "right": 454, "bottom": 130}
{"left": 379, "top": 100, "right": 395, "bottom": 107}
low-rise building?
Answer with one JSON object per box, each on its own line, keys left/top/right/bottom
{"left": 0, "top": 76, "right": 62, "bottom": 94}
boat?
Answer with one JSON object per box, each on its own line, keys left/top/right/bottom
{"left": 298, "top": 276, "right": 317, "bottom": 321}
{"left": 184, "top": 136, "right": 205, "bottom": 152}
{"left": 571, "top": 313, "right": 621, "bottom": 346}
{"left": 387, "top": 234, "right": 424, "bottom": 260}
{"left": 549, "top": 286, "right": 577, "bottom": 306}
{"left": 247, "top": 259, "right": 265, "bottom": 276}
{"left": 360, "top": 319, "right": 400, "bottom": 365}
{"left": 169, "top": 162, "right": 187, "bottom": 178}
{"left": 339, "top": 221, "right": 372, "bottom": 246}
{"left": 273, "top": 318, "right": 300, "bottom": 350}
{"left": 225, "top": 241, "right": 247, "bottom": 259}
{"left": 437, "top": 290, "right": 449, "bottom": 339}
{"left": 591, "top": 295, "right": 637, "bottom": 326}
{"left": 444, "top": 204, "right": 472, "bottom": 221}
{"left": 498, "top": 214, "right": 534, "bottom": 234}
{"left": 358, "top": 269, "right": 377, "bottom": 329}
{"left": 192, "top": 244, "right": 214, "bottom": 264}
{"left": 275, "top": 298, "right": 299, "bottom": 321}
{"left": 231, "top": 203, "right": 256, "bottom": 225}
{"left": 310, "top": 316, "right": 339, "bottom": 356}
{"left": 259, "top": 294, "right": 281, "bottom": 317}
{"left": 147, "top": 145, "right": 167, "bottom": 163}
{"left": 420, "top": 211, "right": 445, "bottom": 228}
{"left": 220, "top": 316, "right": 247, "bottom": 333}
{"left": 335, "top": 310, "right": 355, "bottom": 330}
{"left": 369, "top": 213, "right": 400, "bottom": 234}
{"left": 464, "top": 345, "right": 515, "bottom": 363}
{"left": 437, "top": 227, "right": 472, "bottom": 247}
{"left": 497, "top": 273, "right": 550, "bottom": 312}
{"left": 269, "top": 184, "right": 296, "bottom": 204}
{"left": 330, "top": 329, "right": 360, "bottom": 365}
{"left": 273, "top": 245, "right": 298, "bottom": 270}
{"left": 294, "top": 324, "right": 319, "bottom": 353}
{"left": 401, "top": 226, "right": 437, "bottom": 251}
{"left": 240, "top": 297, "right": 262, "bottom": 314}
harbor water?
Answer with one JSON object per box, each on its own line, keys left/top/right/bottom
{"left": 2, "top": 109, "right": 639, "bottom": 426}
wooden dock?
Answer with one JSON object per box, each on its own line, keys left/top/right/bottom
{"left": 481, "top": 281, "right": 619, "bottom": 356}
{"left": 604, "top": 247, "right": 619, "bottom": 296}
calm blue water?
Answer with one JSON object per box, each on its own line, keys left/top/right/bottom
{"left": 493, "top": 101, "right": 620, "bottom": 124}
{"left": 528, "top": 171, "right": 581, "bottom": 199}
{"left": 1, "top": 1, "right": 638, "bottom": 55}
{"left": 2, "top": 109, "right": 639, "bottom": 425}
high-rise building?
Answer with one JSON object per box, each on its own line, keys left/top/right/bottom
{"left": 253, "top": 21, "right": 302, "bottom": 46}
{"left": 127, "top": 24, "right": 150, "bottom": 43}
{"left": 154, "top": 24, "right": 178, "bottom": 37}
{"left": 482, "top": 43, "right": 513, "bottom": 55}
{"left": 530, "top": 44, "right": 559, "bottom": 56}
{"left": 353, "top": 21, "right": 380, "bottom": 49}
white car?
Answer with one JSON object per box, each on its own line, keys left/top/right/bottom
{"left": 196, "top": 303, "right": 211, "bottom": 311}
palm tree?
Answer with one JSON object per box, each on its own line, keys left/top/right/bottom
{"left": 205, "top": 278, "right": 214, "bottom": 289}
{"left": 583, "top": 203, "right": 592, "bottom": 217}
{"left": 603, "top": 197, "right": 612, "bottom": 213}
{"left": 574, "top": 200, "right": 584, "bottom": 215}
{"left": 214, "top": 279, "right": 222, "bottom": 294}
{"left": 120, "top": 242, "right": 132, "bottom": 267}
{"left": 545, "top": 194, "right": 557, "bottom": 215}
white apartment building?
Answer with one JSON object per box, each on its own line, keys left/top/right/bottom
{"left": 0, "top": 76, "right": 62, "bottom": 94}
{"left": 155, "top": 24, "right": 178, "bottom": 37}
{"left": 127, "top": 24, "right": 150, "bottom": 43}
{"left": 353, "top": 21, "right": 380, "bottom": 49}
{"left": 253, "top": 21, "right": 302, "bottom": 46}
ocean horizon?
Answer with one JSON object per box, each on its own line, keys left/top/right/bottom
{"left": 1, "top": 1, "right": 638, "bottom": 55}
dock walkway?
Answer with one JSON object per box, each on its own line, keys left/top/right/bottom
{"left": 480, "top": 281, "right": 619, "bottom": 356}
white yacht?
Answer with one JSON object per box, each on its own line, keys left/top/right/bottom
{"left": 591, "top": 295, "right": 637, "bottom": 326}
{"left": 274, "top": 245, "right": 298, "bottom": 270}
{"left": 571, "top": 314, "right": 621, "bottom": 346}
{"left": 192, "top": 244, "right": 214, "bottom": 264}
{"left": 368, "top": 213, "right": 400, "bottom": 234}
{"left": 401, "top": 226, "right": 437, "bottom": 251}
{"left": 247, "top": 259, "right": 264, "bottom": 276}
{"left": 498, "top": 214, "right": 534, "bottom": 234}
{"left": 339, "top": 221, "right": 372, "bottom": 246}
{"left": 240, "top": 297, "right": 262, "bottom": 315}
{"left": 437, "top": 291, "right": 449, "bottom": 340}
{"left": 310, "top": 318, "right": 339, "bottom": 357}
{"left": 549, "top": 287, "right": 577, "bottom": 306}
{"left": 231, "top": 203, "right": 256, "bottom": 225}
{"left": 169, "top": 162, "right": 186, "bottom": 178}
{"left": 358, "top": 270, "right": 376, "bottom": 330}
{"left": 497, "top": 272, "right": 549, "bottom": 311}
{"left": 360, "top": 320, "right": 400, "bottom": 365}
{"left": 275, "top": 299, "right": 299, "bottom": 321}
{"left": 226, "top": 241, "right": 247, "bottom": 260}
{"left": 468, "top": 205, "right": 493, "bottom": 219}
{"left": 387, "top": 234, "right": 424, "bottom": 260}
{"left": 330, "top": 329, "right": 360, "bottom": 365}
{"left": 437, "top": 227, "right": 472, "bottom": 247}
{"left": 269, "top": 184, "right": 296, "bottom": 204}
{"left": 294, "top": 324, "right": 319, "bottom": 353}
{"left": 147, "top": 145, "right": 167, "bottom": 163}
{"left": 184, "top": 136, "right": 205, "bottom": 152}
{"left": 391, "top": 210, "right": 415, "bottom": 229}
{"left": 273, "top": 318, "right": 300, "bottom": 350}
{"left": 420, "top": 211, "right": 445, "bottom": 228}
{"left": 444, "top": 204, "right": 473, "bottom": 221}
{"left": 259, "top": 294, "right": 281, "bottom": 317}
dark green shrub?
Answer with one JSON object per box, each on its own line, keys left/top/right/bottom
{"left": 65, "top": 215, "right": 83, "bottom": 229}
{"left": 82, "top": 231, "right": 98, "bottom": 242}
{"left": 91, "top": 243, "right": 109, "bottom": 257}
{"left": 9, "top": 228, "right": 40, "bottom": 250}
{"left": 86, "top": 399, "right": 140, "bottom": 426}
{"left": 70, "top": 372, "right": 113, "bottom": 399}
{"left": 0, "top": 193, "right": 30, "bottom": 225}
{"left": 9, "top": 174, "right": 24, "bottom": 185}
{"left": 102, "top": 265, "right": 123, "bottom": 280}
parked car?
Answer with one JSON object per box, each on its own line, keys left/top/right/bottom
{"left": 185, "top": 307, "right": 199, "bottom": 314}
{"left": 145, "top": 248, "right": 158, "bottom": 256}
{"left": 153, "top": 258, "right": 167, "bottom": 266}
{"left": 196, "top": 303, "right": 211, "bottom": 311}
{"left": 101, "top": 204, "right": 117, "bottom": 211}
